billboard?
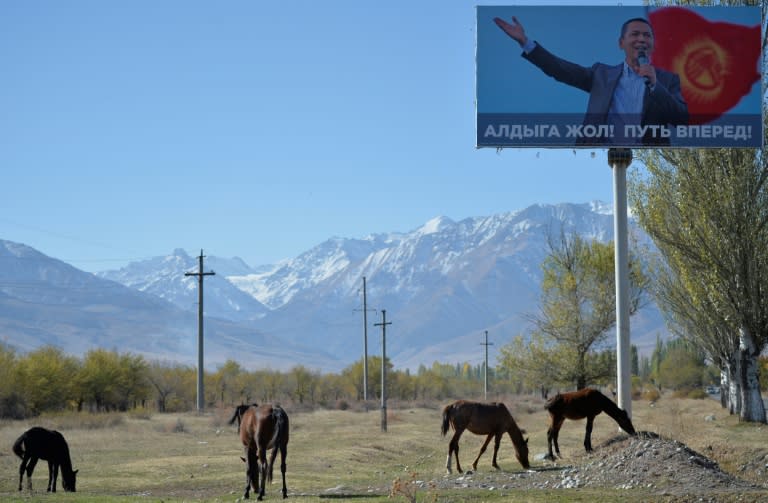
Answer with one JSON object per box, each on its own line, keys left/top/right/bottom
{"left": 476, "top": 6, "right": 763, "bottom": 148}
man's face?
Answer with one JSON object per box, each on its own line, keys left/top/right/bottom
{"left": 619, "top": 20, "right": 654, "bottom": 61}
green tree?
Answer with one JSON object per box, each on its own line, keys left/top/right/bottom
{"left": 147, "top": 360, "right": 194, "bottom": 412}
{"left": 78, "top": 349, "right": 124, "bottom": 411}
{"left": 212, "top": 359, "right": 244, "bottom": 406}
{"left": 116, "top": 352, "right": 150, "bottom": 410}
{"left": 0, "top": 343, "right": 26, "bottom": 418}
{"left": 632, "top": 145, "right": 768, "bottom": 422}
{"left": 16, "top": 346, "right": 79, "bottom": 414}
{"left": 502, "top": 232, "right": 647, "bottom": 390}
{"left": 289, "top": 365, "right": 318, "bottom": 404}
{"left": 657, "top": 340, "right": 708, "bottom": 391}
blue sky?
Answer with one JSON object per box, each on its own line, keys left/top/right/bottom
{"left": 0, "top": 0, "right": 688, "bottom": 273}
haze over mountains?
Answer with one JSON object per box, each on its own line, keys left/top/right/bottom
{"left": 1, "top": 202, "right": 667, "bottom": 372}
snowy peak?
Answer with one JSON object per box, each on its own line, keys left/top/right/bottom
{"left": 0, "top": 201, "right": 665, "bottom": 372}
{"left": 97, "top": 249, "right": 269, "bottom": 321}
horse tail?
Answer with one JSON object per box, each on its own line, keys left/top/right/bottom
{"left": 12, "top": 432, "right": 26, "bottom": 459}
{"left": 227, "top": 407, "right": 240, "bottom": 426}
{"left": 227, "top": 404, "right": 252, "bottom": 428}
{"left": 440, "top": 404, "right": 453, "bottom": 436}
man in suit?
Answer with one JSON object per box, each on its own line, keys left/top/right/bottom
{"left": 494, "top": 16, "right": 688, "bottom": 146}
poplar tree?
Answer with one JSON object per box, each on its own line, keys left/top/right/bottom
{"left": 631, "top": 144, "right": 768, "bottom": 422}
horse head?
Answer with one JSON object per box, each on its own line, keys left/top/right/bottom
{"left": 516, "top": 436, "right": 530, "bottom": 469}
{"left": 62, "top": 469, "right": 78, "bottom": 492}
{"left": 618, "top": 409, "right": 637, "bottom": 435}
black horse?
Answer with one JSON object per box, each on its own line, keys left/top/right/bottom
{"left": 13, "top": 426, "right": 78, "bottom": 492}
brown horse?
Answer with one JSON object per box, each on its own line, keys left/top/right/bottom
{"left": 441, "top": 400, "right": 529, "bottom": 473}
{"left": 228, "top": 404, "right": 289, "bottom": 500}
{"left": 545, "top": 387, "right": 636, "bottom": 460}
{"left": 13, "top": 427, "right": 78, "bottom": 492}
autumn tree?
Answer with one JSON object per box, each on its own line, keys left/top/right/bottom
{"left": 499, "top": 231, "right": 647, "bottom": 390}
{"left": 631, "top": 145, "right": 768, "bottom": 422}
{"left": 16, "top": 346, "right": 79, "bottom": 414}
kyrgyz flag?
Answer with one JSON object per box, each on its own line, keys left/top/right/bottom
{"left": 648, "top": 7, "right": 761, "bottom": 125}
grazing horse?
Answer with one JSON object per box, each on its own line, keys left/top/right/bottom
{"left": 441, "top": 400, "right": 529, "bottom": 473}
{"left": 545, "top": 387, "right": 636, "bottom": 459}
{"left": 13, "top": 426, "right": 78, "bottom": 492}
{"left": 228, "top": 404, "right": 289, "bottom": 500}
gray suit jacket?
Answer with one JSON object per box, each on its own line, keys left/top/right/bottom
{"left": 523, "top": 42, "right": 689, "bottom": 145}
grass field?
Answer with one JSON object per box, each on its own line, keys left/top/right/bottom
{"left": 0, "top": 394, "right": 766, "bottom": 502}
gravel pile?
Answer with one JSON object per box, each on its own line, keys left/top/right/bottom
{"left": 429, "top": 432, "right": 764, "bottom": 500}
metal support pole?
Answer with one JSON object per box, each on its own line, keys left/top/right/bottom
{"left": 185, "top": 250, "right": 215, "bottom": 413}
{"left": 363, "top": 276, "right": 369, "bottom": 402}
{"left": 608, "top": 149, "right": 632, "bottom": 421}
{"left": 481, "top": 330, "right": 493, "bottom": 400}
{"left": 374, "top": 310, "right": 391, "bottom": 432}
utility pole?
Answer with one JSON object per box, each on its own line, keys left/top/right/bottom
{"left": 481, "top": 330, "right": 493, "bottom": 400}
{"left": 374, "top": 310, "right": 391, "bottom": 432}
{"left": 353, "top": 277, "right": 377, "bottom": 402}
{"left": 185, "top": 249, "right": 215, "bottom": 413}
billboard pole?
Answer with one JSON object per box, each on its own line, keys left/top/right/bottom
{"left": 608, "top": 148, "right": 632, "bottom": 422}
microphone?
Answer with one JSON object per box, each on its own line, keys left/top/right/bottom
{"left": 637, "top": 51, "right": 650, "bottom": 87}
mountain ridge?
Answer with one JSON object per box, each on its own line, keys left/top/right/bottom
{"left": 3, "top": 201, "right": 667, "bottom": 372}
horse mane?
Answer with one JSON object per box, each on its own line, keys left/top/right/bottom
{"left": 55, "top": 433, "right": 76, "bottom": 479}
{"left": 594, "top": 390, "right": 625, "bottom": 419}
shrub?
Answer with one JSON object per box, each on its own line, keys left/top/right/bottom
{"left": 642, "top": 387, "right": 661, "bottom": 403}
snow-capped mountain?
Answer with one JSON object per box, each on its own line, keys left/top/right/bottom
{"left": 97, "top": 201, "right": 665, "bottom": 370}
{"left": 1, "top": 202, "right": 667, "bottom": 372}
{"left": 96, "top": 249, "right": 270, "bottom": 323}
{"left": 0, "top": 241, "right": 336, "bottom": 371}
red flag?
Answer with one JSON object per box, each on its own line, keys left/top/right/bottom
{"left": 649, "top": 7, "right": 761, "bottom": 125}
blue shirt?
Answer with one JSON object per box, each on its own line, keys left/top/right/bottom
{"left": 608, "top": 63, "right": 647, "bottom": 145}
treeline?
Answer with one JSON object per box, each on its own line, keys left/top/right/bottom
{"left": 0, "top": 343, "right": 517, "bottom": 418}
{"left": 4, "top": 337, "right": 763, "bottom": 419}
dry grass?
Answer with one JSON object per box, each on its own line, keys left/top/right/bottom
{"left": 0, "top": 393, "right": 764, "bottom": 502}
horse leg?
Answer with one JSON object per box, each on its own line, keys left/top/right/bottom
{"left": 271, "top": 445, "right": 287, "bottom": 499}
{"left": 257, "top": 449, "right": 268, "bottom": 501}
{"left": 51, "top": 461, "right": 61, "bottom": 492}
{"left": 243, "top": 449, "right": 257, "bottom": 499}
{"left": 546, "top": 425, "right": 555, "bottom": 459}
{"left": 584, "top": 416, "right": 595, "bottom": 452}
{"left": 18, "top": 454, "right": 30, "bottom": 491}
{"left": 47, "top": 461, "right": 54, "bottom": 492}
{"left": 471, "top": 433, "right": 494, "bottom": 471}
{"left": 25, "top": 457, "right": 38, "bottom": 491}
{"left": 446, "top": 428, "right": 464, "bottom": 474}
{"left": 547, "top": 417, "right": 565, "bottom": 459}
{"left": 490, "top": 432, "right": 503, "bottom": 470}
{"left": 280, "top": 446, "right": 288, "bottom": 499}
